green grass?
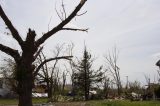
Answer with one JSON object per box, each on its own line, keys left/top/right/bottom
{"left": 0, "top": 99, "right": 159, "bottom": 106}
{"left": 0, "top": 99, "right": 18, "bottom": 105}
{"left": 88, "top": 100, "right": 160, "bottom": 106}
{"left": 0, "top": 98, "right": 48, "bottom": 105}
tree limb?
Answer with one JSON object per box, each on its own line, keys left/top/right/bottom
{"left": 0, "top": 44, "right": 20, "bottom": 61}
{"left": 33, "top": 46, "right": 43, "bottom": 60}
{"left": 0, "top": 5, "right": 24, "bottom": 46}
{"left": 77, "top": 11, "right": 87, "bottom": 16}
{"left": 35, "top": 0, "right": 87, "bottom": 47}
{"left": 33, "top": 56, "right": 73, "bottom": 77}
{"left": 55, "top": 5, "right": 63, "bottom": 21}
{"left": 62, "top": 28, "right": 88, "bottom": 32}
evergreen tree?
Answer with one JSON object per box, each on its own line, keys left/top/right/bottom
{"left": 74, "top": 47, "right": 103, "bottom": 101}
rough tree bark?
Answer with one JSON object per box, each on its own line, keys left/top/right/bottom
{"left": 0, "top": 1, "right": 87, "bottom": 106}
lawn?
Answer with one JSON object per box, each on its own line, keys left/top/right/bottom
{"left": 87, "top": 100, "right": 160, "bottom": 106}
{"left": 0, "top": 99, "right": 160, "bottom": 106}
{"left": 0, "top": 98, "right": 48, "bottom": 105}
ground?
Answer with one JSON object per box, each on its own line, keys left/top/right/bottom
{"left": 0, "top": 99, "right": 160, "bottom": 106}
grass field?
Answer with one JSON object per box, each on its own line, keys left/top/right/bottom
{"left": 87, "top": 100, "right": 160, "bottom": 106}
{"left": 0, "top": 99, "right": 160, "bottom": 106}
{"left": 0, "top": 98, "right": 48, "bottom": 105}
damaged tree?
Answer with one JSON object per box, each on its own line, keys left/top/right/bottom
{"left": 105, "top": 47, "right": 122, "bottom": 96}
{"left": 36, "top": 44, "right": 72, "bottom": 100}
{"left": 0, "top": 0, "right": 87, "bottom": 106}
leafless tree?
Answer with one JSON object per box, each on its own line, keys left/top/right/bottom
{"left": 0, "top": 58, "right": 17, "bottom": 93}
{"left": 144, "top": 74, "right": 151, "bottom": 90}
{"left": 104, "top": 47, "right": 122, "bottom": 96}
{"left": 0, "top": 0, "right": 87, "bottom": 105}
{"left": 103, "top": 76, "right": 110, "bottom": 99}
{"left": 63, "top": 43, "right": 78, "bottom": 100}
{"left": 61, "top": 66, "right": 68, "bottom": 95}
{"left": 128, "top": 80, "right": 142, "bottom": 94}
{"left": 36, "top": 44, "right": 72, "bottom": 101}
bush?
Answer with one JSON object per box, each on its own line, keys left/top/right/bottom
{"left": 155, "top": 86, "right": 160, "bottom": 98}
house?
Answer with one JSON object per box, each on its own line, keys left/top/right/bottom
{"left": 0, "top": 77, "right": 48, "bottom": 98}
{"left": 32, "top": 80, "right": 48, "bottom": 97}
{"left": 32, "top": 83, "right": 47, "bottom": 93}
{"left": 32, "top": 78, "right": 48, "bottom": 93}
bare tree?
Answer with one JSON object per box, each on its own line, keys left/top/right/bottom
{"left": 144, "top": 74, "right": 150, "bottom": 87}
{"left": 64, "top": 43, "right": 78, "bottom": 99}
{"left": 61, "top": 66, "right": 68, "bottom": 95}
{"left": 0, "top": 0, "right": 87, "bottom": 106}
{"left": 105, "top": 47, "right": 122, "bottom": 96}
{"left": 103, "top": 76, "right": 110, "bottom": 99}
{"left": 128, "top": 80, "right": 142, "bottom": 94}
{"left": 0, "top": 58, "right": 17, "bottom": 93}
{"left": 36, "top": 44, "right": 72, "bottom": 101}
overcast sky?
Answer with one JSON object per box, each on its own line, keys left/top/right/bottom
{"left": 0, "top": 0, "right": 160, "bottom": 85}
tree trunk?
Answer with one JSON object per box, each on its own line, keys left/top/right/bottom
{"left": 16, "top": 57, "right": 35, "bottom": 106}
{"left": 84, "top": 78, "right": 89, "bottom": 101}
{"left": 48, "top": 84, "right": 53, "bottom": 99}
{"left": 117, "top": 80, "right": 122, "bottom": 96}
{"left": 18, "top": 80, "right": 33, "bottom": 106}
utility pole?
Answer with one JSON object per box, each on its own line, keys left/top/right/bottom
{"left": 126, "top": 76, "right": 128, "bottom": 89}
